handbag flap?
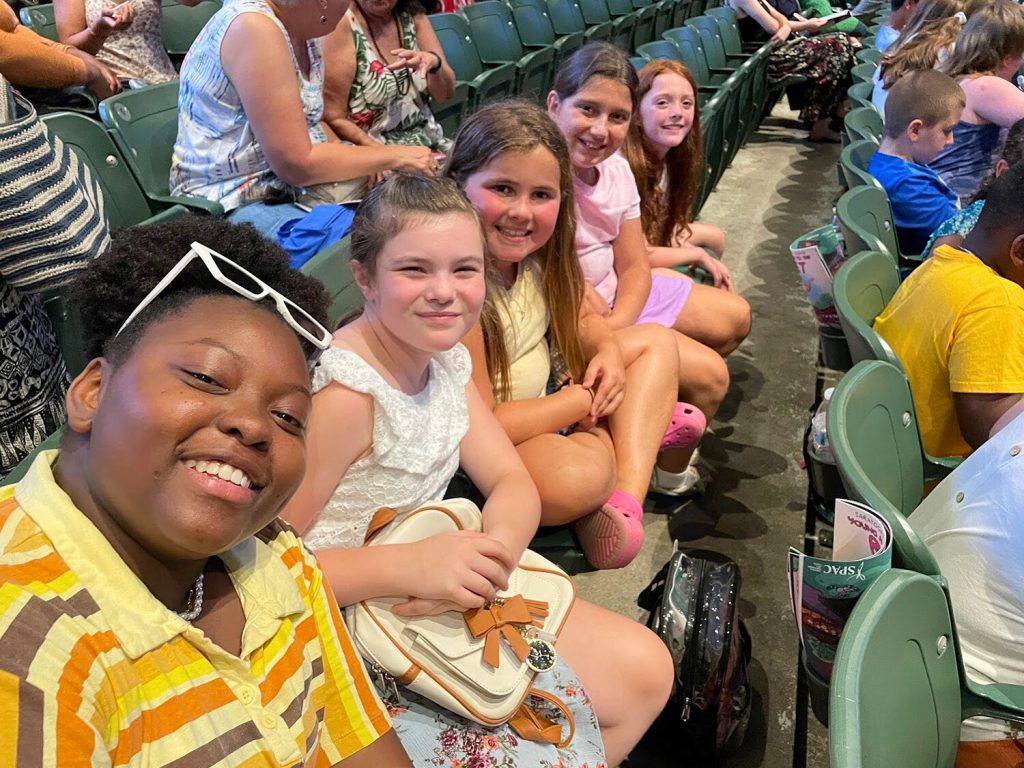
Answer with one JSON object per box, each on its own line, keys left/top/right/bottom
{"left": 357, "top": 499, "right": 575, "bottom": 700}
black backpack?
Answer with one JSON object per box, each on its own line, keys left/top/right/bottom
{"left": 638, "top": 550, "right": 753, "bottom": 764}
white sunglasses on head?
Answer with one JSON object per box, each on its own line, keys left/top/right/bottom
{"left": 115, "top": 241, "right": 333, "bottom": 354}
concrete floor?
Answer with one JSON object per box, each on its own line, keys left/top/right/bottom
{"left": 574, "top": 104, "right": 841, "bottom": 768}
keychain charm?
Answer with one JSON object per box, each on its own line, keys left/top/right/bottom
{"left": 525, "top": 637, "right": 557, "bottom": 673}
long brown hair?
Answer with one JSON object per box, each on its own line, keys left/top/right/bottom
{"left": 879, "top": 0, "right": 964, "bottom": 89}
{"left": 940, "top": 0, "right": 1024, "bottom": 80}
{"left": 445, "top": 100, "right": 587, "bottom": 401}
{"left": 623, "top": 60, "right": 704, "bottom": 247}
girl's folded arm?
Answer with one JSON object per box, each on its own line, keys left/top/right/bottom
{"left": 462, "top": 323, "right": 590, "bottom": 444}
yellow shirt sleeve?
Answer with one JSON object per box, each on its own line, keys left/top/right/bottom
{"left": 306, "top": 553, "right": 392, "bottom": 764}
{"left": 949, "top": 302, "right": 1024, "bottom": 393}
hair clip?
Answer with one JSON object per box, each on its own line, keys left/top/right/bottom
{"left": 954, "top": 11, "right": 967, "bottom": 24}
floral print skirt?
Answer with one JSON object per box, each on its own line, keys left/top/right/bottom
{"left": 768, "top": 32, "right": 856, "bottom": 124}
{"left": 384, "top": 657, "right": 607, "bottom": 767}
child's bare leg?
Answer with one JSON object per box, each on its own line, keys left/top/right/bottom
{"left": 517, "top": 430, "right": 616, "bottom": 526}
{"left": 659, "top": 332, "right": 730, "bottom": 473}
{"left": 673, "top": 281, "right": 752, "bottom": 356}
{"left": 559, "top": 598, "right": 674, "bottom": 766}
{"left": 605, "top": 324, "right": 678, "bottom": 501}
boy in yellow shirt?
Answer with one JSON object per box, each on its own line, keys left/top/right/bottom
{"left": 873, "top": 161, "right": 1024, "bottom": 458}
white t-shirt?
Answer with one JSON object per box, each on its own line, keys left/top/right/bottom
{"left": 911, "top": 410, "right": 1024, "bottom": 741}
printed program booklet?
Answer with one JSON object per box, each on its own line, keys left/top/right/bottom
{"left": 788, "top": 499, "right": 893, "bottom": 681}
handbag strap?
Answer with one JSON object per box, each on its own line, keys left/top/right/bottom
{"left": 508, "top": 688, "right": 575, "bottom": 748}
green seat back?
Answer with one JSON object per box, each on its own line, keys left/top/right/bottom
{"left": 705, "top": 5, "right": 746, "bottom": 56}
{"left": 629, "top": 54, "right": 648, "bottom": 72}
{"left": 830, "top": 569, "right": 962, "bottom": 767}
{"left": 41, "top": 111, "right": 155, "bottom": 230}
{"left": 161, "top": 0, "right": 221, "bottom": 58}
{"left": 851, "top": 61, "right": 876, "bottom": 84}
{"left": 299, "top": 237, "right": 363, "bottom": 328}
{"left": 840, "top": 139, "right": 882, "bottom": 190}
{"left": 508, "top": 0, "right": 558, "bottom": 47}
{"left": 661, "top": 28, "right": 707, "bottom": 79}
{"left": 832, "top": 250, "right": 902, "bottom": 370}
{"left": 19, "top": 4, "right": 58, "bottom": 41}
{"left": 428, "top": 81, "right": 469, "bottom": 139}
{"left": 836, "top": 185, "right": 899, "bottom": 262}
{"left": 652, "top": 0, "right": 674, "bottom": 40}
{"left": 605, "top": 0, "right": 635, "bottom": 16}
{"left": 461, "top": 2, "right": 528, "bottom": 61}
{"left": 3, "top": 427, "right": 65, "bottom": 486}
{"left": 827, "top": 360, "right": 941, "bottom": 574}
{"left": 629, "top": 2, "right": 658, "bottom": 47}
{"left": 855, "top": 47, "right": 882, "bottom": 66}
{"left": 636, "top": 39, "right": 683, "bottom": 64}
{"left": 848, "top": 81, "right": 874, "bottom": 111}
{"left": 429, "top": 14, "right": 487, "bottom": 82}
{"left": 461, "top": 1, "right": 555, "bottom": 97}
{"left": 684, "top": 15, "right": 732, "bottom": 70}
{"left": 576, "top": 0, "right": 612, "bottom": 24}
{"left": 844, "top": 105, "right": 883, "bottom": 145}
{"left": 546, "top": 0, "right": 588, "bottom": 35}
{"left": 99, "top": 80, "right": 181, "bottom": 199}
{"left": 575, "top": 0, "right": 619, "bottom": 43}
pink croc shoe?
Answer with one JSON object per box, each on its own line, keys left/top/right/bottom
{"left": 660, "top": 402, "right": 707, "bottom": 452}
{"left": 574, "top": 490, "right": 644, "bottom": 570}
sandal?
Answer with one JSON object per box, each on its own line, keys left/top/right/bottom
{"left": 660, "top": 402, "right": 707, "bottom": 452}
{"left": 574, "top": 490, "right": 644, "bottom": 570}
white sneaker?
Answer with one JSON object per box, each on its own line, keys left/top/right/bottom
{"left": 649, "top": 465, "right": 702, "bottom": 497}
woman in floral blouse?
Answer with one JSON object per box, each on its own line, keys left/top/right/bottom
{"left": 322, "top": 0, "right": 454, "bottom": 152}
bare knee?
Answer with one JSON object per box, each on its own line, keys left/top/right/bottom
{"left": 628, "top": 625, "right": 675, "bottom": 715}
{"left": 524, "top": 436, "right": 615, "bottom": 524}
{"left": 719, "top": 294, "right": 752, "bottom": 356}
{"left": 683, "top": 348, "right": 730, "bottom": 416}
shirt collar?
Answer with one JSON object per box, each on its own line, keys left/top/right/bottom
{"left": 14, "top": 451, "right": 306, "bottom": 659}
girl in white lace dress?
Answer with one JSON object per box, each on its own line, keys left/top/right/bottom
{"left": 282, "top": 174, "right": 672, "bottom": 767}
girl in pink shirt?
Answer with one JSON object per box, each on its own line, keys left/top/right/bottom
{"left": 547, "top": 42, "right": 733, "bottom": 496}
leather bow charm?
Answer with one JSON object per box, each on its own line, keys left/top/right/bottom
{"left": 464, "top": 595, "right": 549, "bottom": 669}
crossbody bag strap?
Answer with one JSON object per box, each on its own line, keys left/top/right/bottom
{"left": 508, "top": 688, "right": 576, "bottom": 748}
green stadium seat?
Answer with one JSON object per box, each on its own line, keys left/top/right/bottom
{"left": 835, "top": 185, "right": 900, "bottom": 267}
{"left": 627, "top": 0, "right": 659, "bottom": 48}
{"left": 855, "top": 47, "right": 882, "bottom": 67}
{"left": 99, "top": 81, "right": 224, "bottom": 215}
{"left": 429, "top": 13, "right": 518, "bottom": 109}
{"left": 161, "top": 0, "right": 222, "bottom": 66}
{"left": 831, "top": 569, "right": 1024, "bottom": 768}
{"left": 593, "top": 0, "right": 639, "bottom": 51}
{"left": 848, "top": 81, "right": 874, "bottom": 111}
{"left": 827, "top": 360, "right": 958, "bottom": 572}
{"left": 550, "top": 0, "right": 612, "bottom": 43}
{"left": 851, "top": 61, "right": 877, "bottom": 85}
{"left": 299, "top": 237, "right": 363, "bottom": 328}
{"left": 41, "top": 111, "right": 190, "bottom": 231}
{"left": 428, "top": 81, "right": 470, "bottom": 140}
{"left": 508, "top": 0, "right": 585, "bottom": 70}
{"left": 19, "top": 4, "right": 58, "bottom": 41}
{"left": 839, "top": 139, "right": 882, "bottom": 190}
{"left": 844, "top": 105, "right": 883, "bottom": 145}
{"left": 832, "top": 250, "right": 902, "bottom": 370}
{"left": 460, "top": 1, "right": 556, "bottom": 99}
{"left": 629, "top": 54, "right": 648, "bottom": 72}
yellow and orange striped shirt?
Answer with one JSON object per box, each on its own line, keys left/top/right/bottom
{"left": 0, "top": 451, "right": 391, "bottom": 767}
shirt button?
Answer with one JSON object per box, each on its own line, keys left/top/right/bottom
{"left": 261, "top": 714, "right": 279, "bottom": 730}
{"left": 238, "top": 687, "right": 256, "bottom": 705}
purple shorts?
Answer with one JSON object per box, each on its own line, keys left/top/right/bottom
{"left": 634, "top": 273, "right": 693, "bottom": 327}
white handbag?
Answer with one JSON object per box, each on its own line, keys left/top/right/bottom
{"left": 346, "top": 499, "right": 577, "bottom": 745}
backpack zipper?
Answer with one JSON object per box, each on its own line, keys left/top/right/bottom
{"left": 679, "top": 557, "right": 707, "bottom": 722}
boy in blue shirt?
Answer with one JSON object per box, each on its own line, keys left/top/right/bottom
{"left": 869, "top": 69, "right": 964, "bottom": 256}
